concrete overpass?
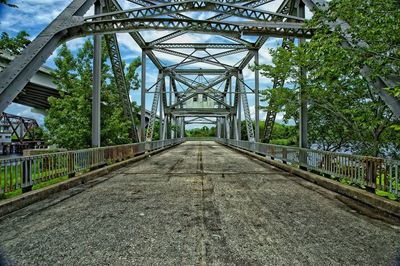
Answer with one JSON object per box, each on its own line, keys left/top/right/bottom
{"left": 0, "top": 53, "right": 59, "bottom": 110}
{"left": 0, "top": 141, "right": 399, "bottom": 265}
{"left": 0, "top": 53, "right": 156, "bottom": 121}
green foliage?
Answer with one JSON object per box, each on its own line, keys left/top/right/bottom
{"left": 186, "top": 126, "right": 216, "bottom": 137}
{"left": 0, "top": 31, "right": 30, "bottom": 55}
{"left": 240, "top": 120, "right": 297, "bottom": 145}
{"left": 255, "top": 0, "right": 400, "bottom": 158}
{"left": 0, "top": 0, "right": 17, "bottom": 8}
{"left": 45, "top": 40, "right": 141, "bottom": 149}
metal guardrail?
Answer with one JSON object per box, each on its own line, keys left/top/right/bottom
{"left": 217, "top": 139, "right": 400, "bottom": 197}
{"left": 0, "top": 138, "right": 185, "bottom": 196}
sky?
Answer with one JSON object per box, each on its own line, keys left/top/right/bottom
{"left": 0, "top": 0, "right": 312, "bottom": 128}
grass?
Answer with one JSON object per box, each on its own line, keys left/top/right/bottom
{"left": 0, "top": 175, "right": 69, "bottom": 200}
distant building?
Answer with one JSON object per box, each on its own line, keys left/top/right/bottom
{"left": 183, "top": 90, "right": 216, "bottom": 109}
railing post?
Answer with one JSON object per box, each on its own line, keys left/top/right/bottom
{"left": 299, "top": 149, "right": 308, "bottom": 170}
{"left": 283, "top": 148, "right": 288, "bottom": 164}
{"left": 68, "top": 152, "right": 75, "bottom": 178}
{"left": 22, "top": 158, "right": 32, "bottom": 193}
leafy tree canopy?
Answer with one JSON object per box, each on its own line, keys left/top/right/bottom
{"left": 45, "top": 39, "right": 141, "bottom": 150}
{"left": 0, "top": 31, "right": 30, "bottom": 55}
{"left": 255, "top": 0, "right": 400, "bottom": 158}
{"left": 0, "top": 0, "right": 17, "bottom": 8}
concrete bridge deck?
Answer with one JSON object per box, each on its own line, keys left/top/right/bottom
{"left": 0, "top": 141, "right": 399, "bottom": 265}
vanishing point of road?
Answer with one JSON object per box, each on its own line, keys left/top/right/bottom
{"left": 0, "top": 141, "right": 399, "bottom": 265}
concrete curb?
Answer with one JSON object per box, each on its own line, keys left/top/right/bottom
{"left": 0, "top": 143, "right": 182, "bottom": 218}
{"left": 222, "top": 143, "right": 400, "bottom": 219}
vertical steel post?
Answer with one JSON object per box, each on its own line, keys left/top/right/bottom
{"left": 233, "top": 115, "right": 238, "bottom": 140}
{"left": 229, "top": 76, "right": 233, "bottom": 139}
{"left": 217, "top": 118, "right": 221, "bottom": 138}
{"left": 159, "top": 75, "right": 164, "bottom": 140}
{"left": 180, "top": 118, "right": 185, "bottom": 138}
{"left": 169, "top": 75, "right": 173, "bottom": 139}
{"left": 226, "top": 116, "right": 230, "bottom": 139}
{"left": 255, "top": 50, "right": 260, "bottom": 142}
{"left": 141, "top": 50, "right": 146, "bottom": 142}
{"left": 92, "top": 0, "right": 102, "bottom": 148}
{"left": 298, "top": 1, "right": 308, "bottom": 167}
{"left": 237, "top": 85, "right": 242, "bottom": 140}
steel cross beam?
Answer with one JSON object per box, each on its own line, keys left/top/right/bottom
{"left": 238, "top": 0, "right": 295, "bottom": 70}
{"left": 263, "top": 38, "right": 293, "bottom": 143}
{"left": 167, "top": 48, "right": 248, "bottom": 69}
{"left": 238, "top": 71, "right": 255, "bottom": 141}
{"left": 88, "top": 1, "right": 305, "bottom": 23}
{"left": 186, "top": 117, "right": 215, "bottom": 124}
{"left": 146, "top": 72, "right": 164, "bottom": 141}
{"left": 170, "top": 69, "right": 233, "bottom": 75}
{"left": 174, "top": 74, "right": 228, "bottom": 96}
{"left": 106, "top": 0, "right": 163, "bottom": 69}
{"left": 76, "top": 18, "right": 311, "bottom": 39}
{"left": 151, "top": 43, "right": 249, "bottom": 49}
{"left": 172, "top": 108, "right": 232, "bottom": 117}
{"left": 147, "top": 0, "right": 275, "bottom": 46}
{"left": 170, "top": 74, "right": 229, "bottom": 108}
{"left": 104, "top": 34, "right": 139, "bottom": 143}
{"left": 154, "top": 48, "right": 234, "bottom": 69}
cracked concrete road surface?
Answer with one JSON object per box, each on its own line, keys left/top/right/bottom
{"left": 0, "top": 141, "right": 399, "bottom": 266}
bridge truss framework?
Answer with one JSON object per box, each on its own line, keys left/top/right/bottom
{"left": 0, "top": 0, "right": 399, "bottom": 149}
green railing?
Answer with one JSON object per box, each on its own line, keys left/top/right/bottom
{"left": 0, "top": 138, "right": 185, "bottom": 196}
{"left": 217, "top": 139, "right": 400, "bottom": 198}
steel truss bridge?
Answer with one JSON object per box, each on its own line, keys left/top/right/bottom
{"left": 0, "top": 0, "right": 399, "bottom": 149}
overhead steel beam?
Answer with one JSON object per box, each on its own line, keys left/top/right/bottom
{"left": 169, "top": 69, "right": 232, "bottom": 75}
{"left": 147, "top": 0, "right": 275, "bottom": 46}
{"left": 171, "top": 108, "right": 232, "bottom": 116}
{"left": 238, "top": 0, "right": 294, "bottom": 70}
{"left": 76, "top": 18, "right": 311, "bottom": 40}
{"left": 89, "top": 1, "right": 305, "bottom": 23}
{"left": 167, "top": 48, "right": 248, "bottom": 69}
{"left": 151, "top": 43, "right": 249, "bottom": 49}
{"left": 154, "top": 48, "right": 234, "bottom": 69}
{"left": 107, "top": 0, "right": 163, "bottom": 69}
{"left": 170, "top": 74, "right": 229, "bottom": 108}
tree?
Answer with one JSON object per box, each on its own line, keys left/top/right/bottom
{"left": 0, "top": 31, "right": 30, "bottom": 55}
{"left": 255, "top": 0, "right": 400, "bottom": 157}
{"left": 0, "top": 0, "right": 17, "bottom": 8}
{"left": 45, "top": 40, "right": 141, "bottom": 149}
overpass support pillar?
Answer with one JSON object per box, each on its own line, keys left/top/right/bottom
{"left": 92, "top": 0, "right": 102, "bottom": 148}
